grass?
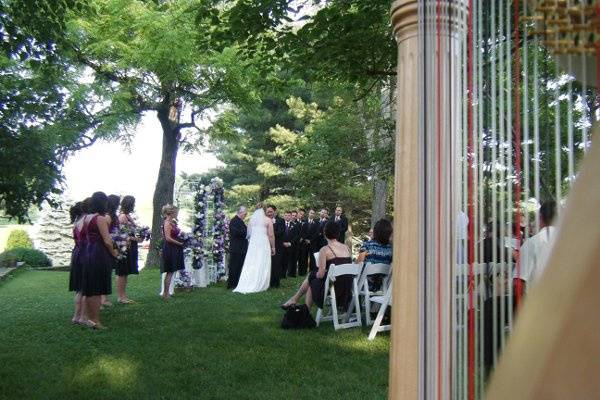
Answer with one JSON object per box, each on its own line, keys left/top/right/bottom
{"left": 0, "top": 269, "right": 389, "bottom": 400}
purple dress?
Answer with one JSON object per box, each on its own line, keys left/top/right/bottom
{"left": 68, "top": 217, "right": 87, "bottom": 292}
{"left": 161, "top": 221, "right": 185, "bottom": 273}
{"left": 80, "top": 214, "right": 114, "bottom": 296}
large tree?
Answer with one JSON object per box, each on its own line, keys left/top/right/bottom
{"left": 55, "top": 0, "right": 277, "bottom": 266}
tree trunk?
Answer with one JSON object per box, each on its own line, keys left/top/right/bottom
{"left": 371, "top": 177, "right": 388, "bottom": 227}
{"left": 145, "top": 101, "right": 181, "bottom": 268}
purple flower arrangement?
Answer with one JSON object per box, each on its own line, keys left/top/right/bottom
{"left": 211, "top": 177, "right": 226, "bottom": 280}
{"left": 111, "top": 226, "right": 129, "bottom": 260}
{"left": 192, "top": 184, "right": 209, "bottom": 270}
{"left": 135, "top": 225, "right": 151, "bottom": 242}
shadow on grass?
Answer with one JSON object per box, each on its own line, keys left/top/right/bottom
{"left": 0, "top": 270, "right": 389, "bottom": 400}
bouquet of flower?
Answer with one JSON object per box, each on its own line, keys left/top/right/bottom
{"left": 178, "top": 231, "right": 200, "bottom": 257}
{"left": 110, "top": 226, "right": 130, "bottom": 260}
{"left": 135, "top": 225, "right": 151, "bottom": 242}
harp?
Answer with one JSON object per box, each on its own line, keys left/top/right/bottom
{"left": 389, "top": 0, "right": 599, "bottom": 399}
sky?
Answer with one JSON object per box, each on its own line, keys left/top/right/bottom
{"left": 62, "top": 112, "right": 223, "bottom": 218}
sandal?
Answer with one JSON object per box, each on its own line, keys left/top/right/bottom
{"left": 84, "top": 320, "right": 107, "bottom": 330}
{"left": 118, "top": 299, "right": 135, "bottom": 304}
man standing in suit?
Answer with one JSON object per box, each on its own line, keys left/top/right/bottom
{"left": 296, "top": 208, "right": 309, "bottom": 276}
{"left": 317, "top": 208, "right": 329, "bottom": 249}
{"left": 303, "top": 209, "right": 320, "bottom": 273}
{"left": 267, "top": 204, "right": 285, "bottom": 288}
{"left": 333, "top": 206, "right": 349, "bottom": 243}
{"left": 282, "top": 211, "right": 299, "bottom": 278}
{"left": 227, "top": 206, "right": 248, "bottom": 289}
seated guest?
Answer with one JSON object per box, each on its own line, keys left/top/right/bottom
{"left": 280, "top": 221, "right": 352, "bottom": 311}
{"left": 357, "top": 219, "right": 393, "bottom": 265}
{"left": 514, "top": 200, "right": 558, "bottom": 294}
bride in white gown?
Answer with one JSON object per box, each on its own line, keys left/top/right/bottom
{"left": 233, "top": 205, "right": 275, "bottom": 294}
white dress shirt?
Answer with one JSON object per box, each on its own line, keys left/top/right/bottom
{"left": 515, "top": 226, "right": 558, "bottom": 292}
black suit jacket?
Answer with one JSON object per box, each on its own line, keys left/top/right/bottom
{"left": 303, "top": 219, "right": 320, "bottom": 251}
{"left": 317, "top": 218, "right": 329, "bottom": 249}
{"left": 272, "top": 216, "right": 285, "bottom": 252}
{"left": 283, "top": 221, "right": 299, "bottom": 245}
{"left": 228, "top": 215, "right": 248, "bottom": 255}
{"left": 334, "top": 215, "right": 349, "bottom": 242}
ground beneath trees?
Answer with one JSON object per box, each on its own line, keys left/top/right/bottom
{"left": 0, "top": 270, "right": 389, "bottom": 399}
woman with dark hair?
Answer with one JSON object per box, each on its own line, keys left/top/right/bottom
{"left": 81, "top": 191, "right": 118, "bottom": 329}
{"left": 357, "top": 219, "right": 393, "bottom": 265}
{"left": 281, "top": 221, "right": 353, "bottom": 311}
{"left": 68, "top": 202, "right": 87, "bottom": 325}
{"left": 115, "top": 195, "right": 139, "bottom": 303}
{"left": 100, "top": 194, "right": 121, "bottom": 307}
{"left": 160, "top": 204, "right": 185, "bottom": 300}
{"left": 107, "top": 194, "right": 121, "bottom": 233}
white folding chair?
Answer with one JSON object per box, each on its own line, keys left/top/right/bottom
{"left": 356, "top": 263, "right": 392, "bottom": 326}
{"left": 315, "top": 263, "right": 362, "bottom": 330}
{"left": 368, "top": 277, "right": 392, "bottom": 341}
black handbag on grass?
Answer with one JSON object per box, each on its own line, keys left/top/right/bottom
{"left": 281, "top": 304, "right": 316, "bottom": 329}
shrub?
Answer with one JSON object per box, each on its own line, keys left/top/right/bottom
{"left": 0, "top": 248, "right": 52, "bottom": 269}
{"left": 6, "top": 229, "right": 33, "bottom": 250}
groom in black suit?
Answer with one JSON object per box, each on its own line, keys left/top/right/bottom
{"left": 227, "top": 206, "right": 248, "bottom": 289}
{"left": 267, "top": 205, "right": 285, "bottom": 288}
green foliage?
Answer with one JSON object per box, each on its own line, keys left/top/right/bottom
{"left": 5, "top": 229, "right": 33, "bottom": 250}
{"left": 0, "top": 248, "right": 52, "bottom": 268}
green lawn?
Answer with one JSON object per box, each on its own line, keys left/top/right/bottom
{"left": 0, "top": 269, "right": 389, "bottom": 400}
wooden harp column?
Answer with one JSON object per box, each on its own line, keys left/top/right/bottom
{"left": 389, "top": 0, "right": 599, "bottom": 399}
{"left": 390, "top": 0, "right": 467, "bottom": 398}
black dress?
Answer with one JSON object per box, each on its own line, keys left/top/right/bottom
{"left": 309, "top": 247, "right": 353, "bottom": 309}
{"left": 115, "top": 214, "right": 139, "bottom": 277}
{"left": 161, "top": 221, "right": 185, "bottom": 273}
{"left": 80, "top": 214, "right": 114, "bottom": 296}
{"left": 68, "top": 217, "right": 87, "bottom": 292}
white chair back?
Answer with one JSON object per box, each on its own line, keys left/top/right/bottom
{"left": 315, "top": 262, "right": 363, "bottom": 331}
{"left": 328, "top": 263, "right": 362, "bottom": 278}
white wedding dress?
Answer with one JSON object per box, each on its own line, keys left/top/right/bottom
{"left": 233, "top": 209, "right": 271, "bottom": 294}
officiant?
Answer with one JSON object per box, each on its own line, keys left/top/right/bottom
{"left": 227, "top": 206, "right": 248, "bottom": 289}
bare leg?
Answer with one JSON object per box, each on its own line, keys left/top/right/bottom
{"left": 72, "top": 292, "right": 83, "bottom": 323}
{"left": 85, "top": 295, "right": 104, "bottom": 327}
{"left": 101, "top": 294, "right": 112, "bottom": 307}
{"left": 283, "top": 278, "right": 310, "bottom": 306}
{"left": 305, "top": 286, "right": 314, "bottom": 308}
{"left": 163, "top": 272, "right": 173, "bottom": 299}
{"left": 117, "top": 275, "right": 128, "bottom": 301}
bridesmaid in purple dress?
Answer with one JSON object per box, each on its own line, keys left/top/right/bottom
{"left": 160, "top": 204, "right": 185, "bottom": 300}
{"left": 81, "top": 192, "right": 118, "bottom": 329}
{"left": 68, "top": 201, "right": 87, "bottom": 324}
{"left": 99, "top": 194, "right": 120, "bottom": 307}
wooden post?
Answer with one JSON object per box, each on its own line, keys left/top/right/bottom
{"left": 389, "top": 1, "right": 421, "bottom": 398}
